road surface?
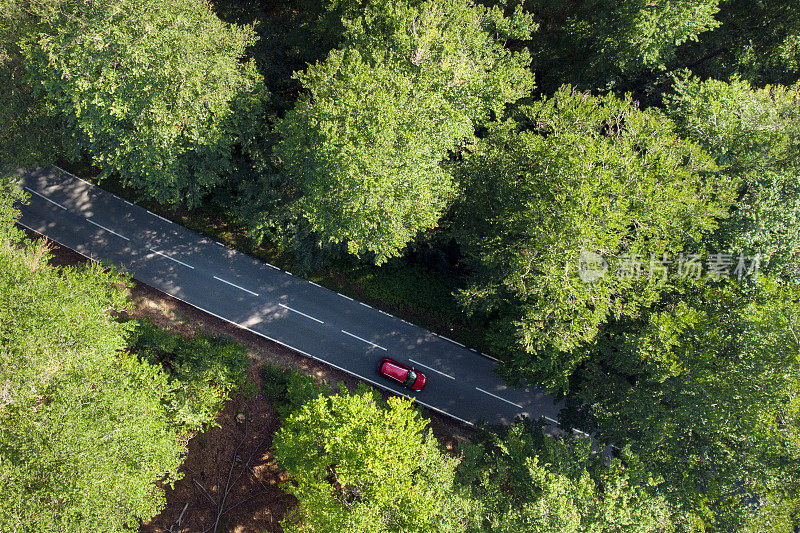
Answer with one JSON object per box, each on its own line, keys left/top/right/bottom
{"left": 14, "top": 166, "right": 565, "bottom": 429}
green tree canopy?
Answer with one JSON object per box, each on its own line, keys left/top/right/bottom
{"left": 572, "top": 278, "right": 800, "bottom": 531}
{"left": 0, "top": 2, "right": 63, "bottom": 170}
{"left": 458, "top": 422, "right": 673, "bottom": 532}
{"left": 454, "top": 87, "right": 734, "bottom": 391}
{"left": 12, "top": 0, "right": 259, "bottom": 205}
{"left": 273, "top": 387, "right": 475, "bottom": 532}
{"left": 666, "top": 76, "right": 800, "bottom": 280}
{"left": 275, "top": 0, "right": 536, "bottom": 263}
{"left": 525, "top": 0, "right": 722, "bottom": 92}
{"left": 674, "top": 0, "right": 800, "bottom": 86}
{"left": 0, "top": 183, "right": 185, "bottom": 531}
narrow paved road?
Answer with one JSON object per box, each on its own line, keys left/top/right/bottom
{"left": 15, "top": 166, "right": 564, "bottom": 428}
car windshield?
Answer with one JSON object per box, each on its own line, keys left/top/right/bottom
{"left": 404, "top": 370, "right": 417, "bottom": 387}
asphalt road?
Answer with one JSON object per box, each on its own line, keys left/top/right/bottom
{"left": 14, "top": 166, "right": 565, "bottom": 429}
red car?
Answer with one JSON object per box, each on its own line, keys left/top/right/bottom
{"left": 377, "top": 357, "right": 427, "bottom": 391}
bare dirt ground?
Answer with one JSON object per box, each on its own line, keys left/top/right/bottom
{"left": 22, "top": 228, "right": 475, "bottom": 533}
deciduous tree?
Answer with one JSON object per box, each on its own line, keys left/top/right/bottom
{"left": 454, "top": 87, "right": 734, "bottom": 391}
{"left": 573, "top": 278, "right": 800, "bottom": 531}
{"left": 0, "top": 183, "right": 185, "bottom": 531}
{"left": 674, "top": 0, "right": 800, "bottom": 86}
{"left": 276, "top": 0, "right": 535, "bottom": 263}
{"left": 458, "top": 421, "right": 674, "bottom": 532}
{"left": 666, "top": 76, "right": 800, "bottom": 280}
{"left": 524, "top": 0, "right": 722, "bottom": 92}
{"left": 14, "top": 0, "right": 259, "bottom": 205}
{"left": 0, "top": 1, "right": 64, "bottom": 169}
{"left": 274, "top": 388, "right": 475, "bottom": 532}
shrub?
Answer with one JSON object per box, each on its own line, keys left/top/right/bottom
{"left": 261, "top": 365, "right": 331, "bottom": 420}
{"left": 128, "top": 319, "right": 250, "bottom": 432}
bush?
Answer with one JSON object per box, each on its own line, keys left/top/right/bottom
{"left": 128, "top": 319, "right": 250, "bottom": 432}
{"left": 261, "top": 365, "right": 292, "bottom": 403}
{"left": 261, "top": 366, "right": 331, "bottom": 420}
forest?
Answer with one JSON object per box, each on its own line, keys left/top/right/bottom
{"left": 1, "top": 0, "right": 799, "bottom": 530}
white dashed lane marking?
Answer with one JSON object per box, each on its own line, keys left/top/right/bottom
{"left": 438, "top": 334, "right": 465, "bottom": 348}
{"left": 147, "top": 210, "right": 173, "bottom": 224}
{"left": 475, "top": 387, "right": 523, "bottom": 408}
{"left": 341, "top": 330, "right": 387, "bottom": 351}
{"left": 87, "top": 218, "right": 130, "bottom": 241}
{"left": 24, "top": 187, "right": 67, "bottom": 210}
{"left": 213, "top": 275, "right": 259, "bottom": 296}
{"left": 408, "top": 359, "right": 456, "bottom": 380}
{"left": 279, "top": 303, "right": 324, "bottom": 324}
{"left": 149, "top": 248, "right": 194, "bottom": 269}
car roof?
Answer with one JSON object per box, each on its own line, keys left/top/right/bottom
{"left": 381, "top": 358, "right": 408, "bottom": 381}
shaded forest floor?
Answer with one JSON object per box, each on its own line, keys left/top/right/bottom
{"left": 21, "top": 227, "right": 474, "bottom": 532}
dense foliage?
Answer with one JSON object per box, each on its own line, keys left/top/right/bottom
{"left": 261, "top": 365, "right": 332, "bottom": 420}
{"left": 675, "top": 0, "right": 800, "bottom": 87}
{"left": 0, "top": 182, "right": 184, "bottom": 531}
{"left": 666, "top": 76, "right": 800, "bottom": 280}
{"left": 274, "top": 0, "right": 535, "bottom": 262}
{"left": 270, "top": 382, "right": 681, "bottom": 532}
{"left": 454, "top": 87, "right": 734, "bottom": 390}
{"left": 571, "top": 278, "right": 800, "bottom": 530}
{"left": 3, "top": 0, "right": 800, "bottom": 529}
{"left": 128, "top": 318, "right": 251, "bottom": 432}
{"left": 273, "top": 387, "right": 474, "bottom": 532}
{"left": 0, "top": 2, "right": 62, "bottom": 170}
{"left": 458, "top": 421, "right": 673, "bottom": 532}
{"left": 5, "top": 0, "right": 259, "bottom": 205}
{"left": 0, "top": 182, "right": 250, "bottom": 530}
{"left": 526, "top": 0, "right": 723, "bottom": 92}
